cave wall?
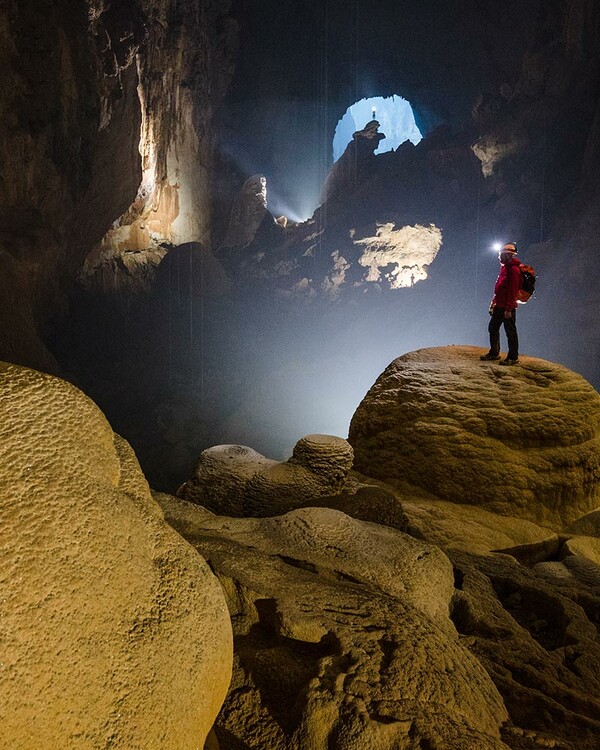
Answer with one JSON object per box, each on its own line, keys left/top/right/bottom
{"left": 0, "top": 0, "right": 145, "bottom": 370}
{"left": 0, "top": 0, "right": 235, "bottom": 366}
{"left": 80, "top": 0, "right": 237, "bottom": 297}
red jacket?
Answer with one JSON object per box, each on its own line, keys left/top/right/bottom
{"left": 493, "top": 256, "right": 521, "bottom": 311}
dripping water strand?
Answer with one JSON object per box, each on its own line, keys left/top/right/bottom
{"left": 354, "top": 0, "right": 359, "bottom": 187}
{"left": 475, "top": 171, "right": 481, "bottom": 296}
{"left": 540, "top": 124, "right": 548, "bottom": 243}
{"left": 168, "top": 246, "right": 173, "bottom": 388}
{"left": 189, "top": 244, "right": 193, "bottom": 384}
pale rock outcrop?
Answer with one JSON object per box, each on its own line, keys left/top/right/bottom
{"left": 158, "top": 495, "right": 511, "bottom": 750}
{"left": 349, "top": 346, "right": 600, "bottom": 528}
{"left": 179, "top": 434, "right": 354, "bottom": 517}
{"left": 471, "top": 122, "right": 529, "bottom": 177}
{"left": 353, "top": 222, "right": 442, "bottom": 289}
{"left": 0, "top": 363, "right": 232, "bottom": 750}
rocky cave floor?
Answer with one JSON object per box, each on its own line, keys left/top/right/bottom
{"left": 3, "top": 346, "right": 600, "bottom": 750}
{"left": 159, "top": 346, "right": 600, "bottom": 750}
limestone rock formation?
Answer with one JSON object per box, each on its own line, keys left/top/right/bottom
{"left": 349, "top": 346, "right": 600, "bottom": 528}
{"left": 220, "top": 175, "right": 270, "bottom": 251}
{"left": 302, "top": 480, "right": 560, "bottom": 564}
{"left": 0, "top": 362, "right": 232, "bottom": 749}
{"left": 321, "top": 120, "right": 385, "bottom": 205}
{"left": 568, "top": 508, "right": 600, "bottom": 537}
{"left": 179, "top": 434, "right": 354, "bottom": 517}
{"left": 450, "top": 549, "right": 600, "bottom": 750}
{"left": 81, "top": 0, "right": 237, "bottom": 294}
{"left": 159, "top": 495, "right": 511, "bottom": 750}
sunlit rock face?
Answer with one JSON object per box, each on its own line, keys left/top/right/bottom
{"left": 179, "top": 434, "right": 354, "bottom": 517}
{"left": 80, "top": 0, "right": 237, "bottom": 297}
{"left": 354, "top": 222, "right": 442, "bottom": 288}
{"left": 0, "top": 362, "right": 232, "bottom": 748}
{"left": 0, "top": 0, "right": 144, "bottom": 368}
{"left": 349, "top": 346, "right": 600, "bottom": 529}
{"left": 159, "top": 496, "right": 510, "bottom": 750}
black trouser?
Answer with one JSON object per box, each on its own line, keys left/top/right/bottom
{"left": 488, "top": 306, "right": 518, "bottom": 359}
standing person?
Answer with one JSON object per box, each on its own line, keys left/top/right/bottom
{"left": 480, "top": 242, "right": 521, "bottom": 365}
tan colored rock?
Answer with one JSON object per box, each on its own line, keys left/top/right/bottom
{"left": 0, "top": 362, "right": 232, "bottom": 750}
{"left": 180, "top": 434, "right": 354, "bottom": 517}
{"left": 563, "top": 536, "right": 600, "bottom": 565}
{"left": 349, "top": 346, "right": 600, "bottom": 528}
{"left": 561, "top": 536, "right": 600, "bottom": 586}
{"left": 401, "top": 498, "right": 561, "bottom": 563}
{"left": 568, "top": 508, "right": 600, "bottom": 537}
{"left": 304, "top": 479, "right": 559, "bottom": 564}
{"left": 451, "top": 550, "right": 600, "bottom": 749}
{"left": 159, "top": 494, "right": 511, "bottom": 750}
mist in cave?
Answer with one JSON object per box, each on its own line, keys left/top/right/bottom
{"left": 4, "top": 0, "right": 597, "bottom": 497}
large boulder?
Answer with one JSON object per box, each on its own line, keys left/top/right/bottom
{"left": 159, "top": 495, "right": 511, "bottom": 750}
{"left": 0, "top": 362, "right": 232, "bottom": 749}
{"left": 349, "top": 346, "right": 600, "bottom": 528}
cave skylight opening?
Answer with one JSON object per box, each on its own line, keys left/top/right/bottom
{"left": 333, "top": 95, "right": 422, "bottom": 162}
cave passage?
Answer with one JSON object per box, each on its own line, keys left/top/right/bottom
{"left": 333, "top": 95, "right": 422, "bottom": 161}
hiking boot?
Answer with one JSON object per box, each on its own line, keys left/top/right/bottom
{"left": 499, "top": 357, "right": 519, "bottom": 366}
{"left": 480, "top": 352, "right": 501, "bottom": 361}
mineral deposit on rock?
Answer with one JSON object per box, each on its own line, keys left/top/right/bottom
{"left": 349, "top": 346, "right": 600, "bottom": 528}
{"left": 180, "top": 434, "right": 354, "bottom": 517}
{"left": 159, "top": 495, "right": 511, "bottom": 750}
{"left": 0, "top": 362, "right": 232, "bottom": 750}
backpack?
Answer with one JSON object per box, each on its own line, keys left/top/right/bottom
{"left": 517, "top": 263, "right": 536, "bottom": 304}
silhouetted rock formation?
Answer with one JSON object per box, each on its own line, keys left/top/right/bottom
{"left": 321, "top": 120, "right": 385, "bottom": 205}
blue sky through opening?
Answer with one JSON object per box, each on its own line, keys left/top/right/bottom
{"left": 333, "top": 95, "right": 422, "bottom": 162}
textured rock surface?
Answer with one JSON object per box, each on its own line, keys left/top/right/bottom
{"left": 349, "top": 346, "right": 600, "bottom": 528}
{"left": 219, "top": 175, "right": 269, "bottom": 250}
{"left": 568, "top": 508, "right": 600, "bottom": 537}
{"left": 0, "top": 0, "right": 236, "bottom": 362}
{"left": 158, "top": 495, "right": 511, "bottom": 750}
{"left": 180, "top": 434, "right": 354, "bottom": 517}
{"left": 450, "top": 550, "right": 600, "bottom": 750}
{"left": 80, "top": 0, "right": 236, "bottom": 297}
{"left": 303, "top": 479, "right": 560, "bottom": 564}
{"left": 0, "top": 363, "right": 232, "bottom": 749}
{"left": 402, "top": 498, "right": 561, "bottom": 563}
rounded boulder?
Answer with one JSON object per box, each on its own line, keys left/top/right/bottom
{"left": 0, "top": 362, "right": 232, "bottom": 749}
{"left": 348, "top": 346, "right": 600, "bottom": 528}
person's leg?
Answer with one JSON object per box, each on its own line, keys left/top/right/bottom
{"left": 487, "top": 307, "right": 503, "bottom": 356}
{"left": 503, "top": 309, "right": 519, "bottom": 360}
